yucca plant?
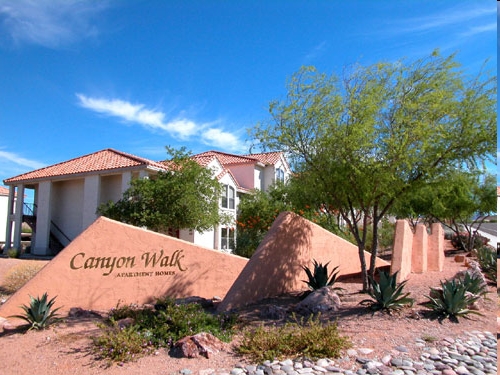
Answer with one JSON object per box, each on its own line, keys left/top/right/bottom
{"left": 361, "top": 270, "right": 414, "bottom": 312}
{"left": 10, "top": 293, "right": 62, "bottom": 330}
{"left": 425, "top": 279, "right": 482, "bottom": 320}
{"left": 301, "top": 260, "right": 343, "bottom": 292}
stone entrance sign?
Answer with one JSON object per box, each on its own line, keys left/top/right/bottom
{"left": 0, "top": 217, "right": 248, "bottom": 319}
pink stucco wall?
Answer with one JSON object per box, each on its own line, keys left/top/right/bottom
{"left": 391, "top": 220, "right": 414, "bottom": 283}
{"left": 218, "top": 211, "right": 390, "bottom": 312}
{"left": 0, "top": 217, "right": 248, "bottom": 320}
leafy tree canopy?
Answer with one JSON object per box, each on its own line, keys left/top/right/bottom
{"left": 251, "top": 51, "right": 496, "bottom": 290}
{"left": 98, "top": 146, "right": 228, "bottom": 234}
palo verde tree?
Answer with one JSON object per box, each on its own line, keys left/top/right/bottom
{"left": 393, "top": 171, "right": 496, "bottom": 252}
{"left": 251, "top": 51, "right": 496, "bottom": 291}
{"left": 98, "top": 146, "right": 229, "bottom": 235}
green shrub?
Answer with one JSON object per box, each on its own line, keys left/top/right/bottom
{"left": 93, "top": 298, "right": 237, "bottom": 363}
{"left": 6, "top": 248, "right": 20, "bottom": 258}
{"left": 92, "top": 322, "right": 154, "bottom": 365}
{"left": 425, "top": 279, "right": 482, "bottom": 320}
{"left": 10, "top": 293, "right": 61, "bottom": 330}
{"left": 0, "top": 261, "right": 46, "bottom": 294}
{"left": 237, "top": 315, "right": 351, "bottom": 362}
{"left": 361, "top": 270, "right": 414, "bottom": 312}
{"left": 475, "top": 246, "right": 496, "bottom": 282}
{"left": 301, "top": 260, "right": 343, "bottom": 292}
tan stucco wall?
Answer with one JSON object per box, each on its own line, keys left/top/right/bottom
{"left": 390, "top": 220, "right": 414, "bottom": 283}
{"left": 0, "top": 217, "right": 248, "bottom": 320}
{"left": 218, "top": 211, "right": 390, "bottom": 312}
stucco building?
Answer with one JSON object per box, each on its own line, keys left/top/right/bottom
{"left": 3, "top": 148, "right": 290, "bottom": 256}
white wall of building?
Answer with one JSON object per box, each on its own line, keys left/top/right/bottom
{"left": 0, "top": 192, "right": 8, "bottom": 243}
{"left": 51, "top": 179, "right": 84, "bottom": 243}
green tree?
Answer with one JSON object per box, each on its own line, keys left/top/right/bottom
{"left": 394, "top": 171, "right": 496, "bottom": 252}
{"left": 251, "top": 52, "right": 496, "bottom": 291}
{"left": 98, "top": 146, "right": 228, "bottom": 234}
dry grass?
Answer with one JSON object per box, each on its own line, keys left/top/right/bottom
{"left": 0, "top": 261, "right": 46, "bottom": 295}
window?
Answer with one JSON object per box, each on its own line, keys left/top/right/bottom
{"left": 275, "top": 168, "right": 285, "bottom": 183}
{"left": 221, "top": 185, "right": 235, "bottom": 209}
{"left": 221, "top": 227, "right": 235, "bottom": 250}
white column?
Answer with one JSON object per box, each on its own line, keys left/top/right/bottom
{"left": 82, "top": 175, "right": 100, "bottom": 230}
{"left": 3, "top": 186, "right": 16, "bottom": 252}
{"left": 33, "top": 181, "right": 52, "bottom": 255}
{"left": 121, "top": 171, "right": 132, "bottom": 194}
{"left": 12, "top": 184, "right": 24, "bottom": 250}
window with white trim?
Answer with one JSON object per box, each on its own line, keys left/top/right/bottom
{"left": 221, "top": 184, "right": 235, "bottom": 209}
{"left": 275, "top": 168, "right": 285, "bottom": 183}
{"left": 221, "top": 227, "right": 235, "bottom": 250}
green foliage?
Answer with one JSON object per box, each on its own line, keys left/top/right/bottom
{"left": 10, "top": 293, "right": 61, "bottom": 330}
{"left": 475, "top": 246, "right": 497, "bottom": 282}
{"left": 92, "top": 323, "right": 154, "bottom": 365}
{"left": 98, "top": 146, "right": 226, "bottom": 234}
{"left": 234, "top": 182, "right": 351, "bottom": 258}
{"left": 92, "top": 298, "right": 236, "bottom": 363}
{"left": 251, "top": 52, "right": 496, "bottom": 291}
{"left": 361, "top": 271, "right": 414, "bottom": 311}
{"left": 6, "top": 248, "right": 20, "bottom": 258}
{"left": 301, "top": 260, "right": 342, "bottom": 292}
{"left": 425, "top": 279, "right": 482, "bottom": 320}
{"left": 456, "top": 271, "right": 488, "bottom": 298}
{"left": 237, "top": 315, "right": 351, "bottom": 362}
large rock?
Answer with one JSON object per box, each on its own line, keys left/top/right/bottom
{"left": 294, "top": 287, "right": 341, "bottom": 315}
{"left": 174, "top": 332, "right": 226, "bottom": 358}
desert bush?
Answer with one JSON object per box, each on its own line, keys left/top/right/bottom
{"left": 474, "top": 246, "right": 496, "bottom": 283}
{"left": 1, "top": 261, "right": 46, "bottom": 294}
{"left": 6, "top": 248, "right": 20, "bottom": 258}
{"left": 450, "top": 232, "right": 489, "bottom": 251}
{"left": 361, "top": 270, "right": 414, "bottom": 312}
{"left": 10, "top": 293, "right": 61, "bottom": 330}
{"left": 237, "top": 314, "right": 351, "bottom": 362}
{"left": 92, "top": 298, "right": 236, "bottom": 363}
{"left": 92, "top": 322, "right": 154, "bottom": 365}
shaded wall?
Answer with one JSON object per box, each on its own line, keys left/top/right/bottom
{"left": 218, "top": 211, "right": 390, "bottom": 311}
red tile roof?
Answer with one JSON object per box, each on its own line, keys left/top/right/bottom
{"left": 194, "top": 151, "right": 258, "bottom": 165}
{"left": 244, "top": 151, "right": 283, "bottom": 165}
{"left": 0, "top": 186, "right": 9, "bottom": 196}
{"left": 4, "top": 149, "right": 167, "bottom": 184}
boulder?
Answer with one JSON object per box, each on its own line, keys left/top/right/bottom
{"left": 174, "top": 332, "right": 226, "bottom": 358}
{"left": 294, "top": 287, "right": 341, "bottom": 315}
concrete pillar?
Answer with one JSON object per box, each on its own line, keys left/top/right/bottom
{"left": 33, "top": 181, "right": 52, "bottom": 255}
{"left": 12, "top": 184, "right": 24, "bottom": 250}
{"left": 121, "top": 171, "right": 132, "bottom": 194}
{"left": 428, "top": 223, "right": 444, "bottom": 271}
{"left": 82, "top": 175, "right": 100, "bottom": 231}
{"left": 411, "top": 224, "right": 428, "bottom": 273}
{"left": 390, "top": 220, "right": 413, "bottom": 283}
{"left": 3, "top": 186, "right": 16, "bottom": 252}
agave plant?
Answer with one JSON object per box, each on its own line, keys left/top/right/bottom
{"left": 361, "top": 270, "right": 414, "bottom": 312}
{"left": 475, "top": 246, "right": 496, "bottom": 283}
{"left": 10, "top": 293, "right": 62, "bottom": 330}
{"left": 425, "top": 279, "right": 482, "bottom": 320}
{"left": 301, "top": 259, "right": 343, "bottom": 292}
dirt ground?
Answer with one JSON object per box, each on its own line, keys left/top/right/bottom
{"left": 0, "top": 254, "right": 497, "bottom": 375}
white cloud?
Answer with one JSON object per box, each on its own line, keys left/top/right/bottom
{"left": 201, "top": 128, "right": 244, "bottom": 151}
{"left": 394, "top": 5, "right": 495, "bottom": 35}
{"left": 76, "top": 94, "right": 244, "bottom": 148}
{"left": 0, "top": 149, "right": 45, "bottom": 170}
{"left": 0, "top": 0, "right": 109, "bottom": 48}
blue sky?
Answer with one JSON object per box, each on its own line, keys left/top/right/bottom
{"left": 0, "top": 0, "right": 497, "bottom": 187}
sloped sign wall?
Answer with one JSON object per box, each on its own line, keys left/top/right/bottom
{"left": 0, "top": 217, "right": 248, "bottom": 319}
